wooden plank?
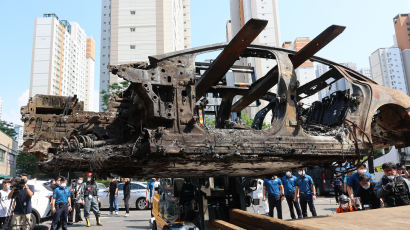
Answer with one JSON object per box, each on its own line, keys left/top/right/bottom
{"left": 231, "top": 25, "right": 345, "bottom": 112}
{"left": 195, "top": 18, "right": 268, "bottom": 100}
{"left": 210, "top": 220, "right": 246, "bottom": 230}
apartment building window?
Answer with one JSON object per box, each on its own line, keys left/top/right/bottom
{"left": 130, "top": 11, "right": 136, "bottom": 15}
{"left": 130, "top": 45, "right": 136, "bottom": 49}
{"left": 130, "top": 28, "right": 136, "bottom": 32}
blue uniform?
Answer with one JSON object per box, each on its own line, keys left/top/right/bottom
{"left": 264, "top": 177, "right": 283, "bottom": 219}
{"left": 348, "top": 172, "right": 374, "bottom": 196}
{"left": 282, "top": 176, "right": 297, "bottom": 196}
{"left": 296, "top": 175, "right": 315, "bottom": 195}
{"left": 263, "top": 177, "right": 282, "bottom": 196}
{"left": 296, "top": 174, "right": 317, "bottom": 217}
{"left": 282, "top": 175, "right": 302, "bottom": 219}
{"left": 51, "top": 186, "right": 71, "bottom": 230}
{"left": 53, "top": 186, "right": 71, "bottom": 204}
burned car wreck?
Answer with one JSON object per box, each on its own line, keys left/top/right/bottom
{"left": 21, "top": 19, "right": 410, "bottom": 177}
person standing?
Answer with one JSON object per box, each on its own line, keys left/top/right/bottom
{"left": 108, "top": 177, "right": 119, "bottom": 215}
{"left": 294, "top": 168, "right": 317, "bottom": 218}
{"left": 81, "top": 173, "right": 102, "bottom": 227}
{"left": 123, "top": 178, "right": 131, "bottom": 217}
{"left": 375, "top": 162, "right": 410, "bottom": 207}
{"left": 146, "top": 178, "right": 156, "bottom": 209}
{"left": 8, "top": 174, "right": 34, "bottom": 230}
{"left": 50, "top": 177, "right": 72, "bottom": 230}
{"left": 0, "top": 180, "right": 11, "bottom": 228}
{"left": 347, "top": 163, "right": 374, "bottom": 201}
{"left": 282, "top": 171, "right": 302, "bottom": 219}
{"left": 262, "top": 175, "right": 284, "bottom": 219}
{"left": 331, "top": 174, "right": 344, "bottom": 203}
{"left": 72, "top": 177, "right": 84, "bottom": 223}
{"left": 251, "top": 179, "right": 268, "bottom": 214}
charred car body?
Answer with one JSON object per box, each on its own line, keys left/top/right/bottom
{"left": 21, "top": 19, "right": 410, "bottom": 178}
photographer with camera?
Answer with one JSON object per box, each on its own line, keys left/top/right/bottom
{"left": 0, "top": 180, "right": 11, "bottom": 228}
{"left": 375, "top": 162, "right": 410, "bottom": 207}
{"left": 8, "top": 174, "right": 34, "bottom": 230}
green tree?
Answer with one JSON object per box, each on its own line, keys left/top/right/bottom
{"left": 0, "top": 120, "right": 17, "bottom": 139}
{"left": 16, "top": 151, "right": 37, "bottom": 176}
{"left": 100, "top": 81, "right": 130, "bottom": 111}
{"left": 240, "top": 111, "right": 270, "bottom": 129}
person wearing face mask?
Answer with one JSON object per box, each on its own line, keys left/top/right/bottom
{"left": 81, "top": 172, "right": 102, "bottom": 227}
{"left": 72, "top": 177, "right": 84, "bottom": 223}
{"left": 375, "top": 162, "right": 410, "bottom": 207}
{"left": 262, "top": 175, "right": 284, "bottom": 219}
{"left": 357, "top": 174, "right": 381, "bottom": 210}
{"left": 347, "top": 163, "right": 374, "bottom": 201}
{"left": 0, "top": 180, "right": 11, "bottom": 228}
{"left": 50, "top": 177, "right": 72, "bottom": 230}
{"left": 294, "top": 168, "right": 317, "bottom": 218}
{"left": 282, "top": 171, "right": 302, "bottom": 219}
{"left": 336, "top": 195, "right": 355, "bottom": 213}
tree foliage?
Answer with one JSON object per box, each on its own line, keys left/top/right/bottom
{"left": 16, "top": 151, "right": 37, "bottom": 176}
{"left": 100, "top": 81, "right": 130, "bottom": 111}
{"left": 0, "top": 120, "right": 17, "bottom": 139}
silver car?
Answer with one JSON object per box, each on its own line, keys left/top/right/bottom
{"left": 98, "top": 182, "right": 148, "bottom": 210}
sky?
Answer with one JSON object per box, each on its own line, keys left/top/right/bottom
{"left": 0, "top": 0, "right": 409, "bottom": 125}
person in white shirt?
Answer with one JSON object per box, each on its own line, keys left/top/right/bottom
{"left": 0, "top": 180, "right": 11, "bottom": 228}
{"left": 251, "top": 179, "right": 269, "bottom": 214}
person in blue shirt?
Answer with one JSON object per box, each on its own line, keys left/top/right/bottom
{"left": 146, "top": 178, "right": 156, "bottom": 209}
{"left": 347, "top": 163, "right": 374, "bottom": 201}
{"left": 282, "top": 171, "right": 302, "bottom": 219}
{"left": 262, "top": 176, "right": 284, "bottom": 219}
{"left": 50, "top": 177, "right": 72, "bottom": 230}
{"left": 294, "top": 168, "right": 317, "bottom": 218}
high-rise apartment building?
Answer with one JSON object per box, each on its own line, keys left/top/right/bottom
{"left": 229, "top": 0, "right": 281, "bottom": 79}
{"left": 369, "top": 47, "right": 408, "bottom": 94}
{"left": 30, "top": 14, "right": 95, "bottom": 111}
{"left": 12, "top": 124, "right": 24, "bottom": 150}
{"left": 282, "top": 38, "right": 317, "bottom": 107}
{"left": 229, "top": 0, "right": 281, "bottom": 119}
{"left": 393, "top": 14, "right": 410, "bottom": 50}
{"left": 359, "top": 67, "right": 372, "bottom": 78}
{"left": 99, "top": 0, "right": 191, "bottom": 111}
{"left": 393, "top": 14, "right": 410, "bottom": 94}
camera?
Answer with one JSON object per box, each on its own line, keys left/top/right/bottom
{"left": 11, "top": 176, "right": 27, "bottom": 191}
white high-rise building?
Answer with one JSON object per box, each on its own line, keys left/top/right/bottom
{"left": 99, "top": 0, "right": 191, "bottom": 111}
{"left": 12, "top": 124, "right": 23, "bottom": 150}
{"left": 30, "top": 14, "right": 95, "bottom": 111}
{"left": 315, "top": 63, "right": 330, "bottom": 100}
{"left": 229, "top": 0, "right": 281, "bottom": 79}
{"left": 229, "top": 0, "right": 281, "bottom": 119}
{"left": 359, "top": 68, "right": 372, "bottom": 78}
{"left": 369, "top": 47, "right": 409, "bottom": 94}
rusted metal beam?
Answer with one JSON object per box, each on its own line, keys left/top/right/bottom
{"left": 231, "top": 25, "right": 345, "bottom": 112}
{"left": 229, "top": 209, "right": 315, "bottom": 230}
{"left": 195, "top": 18, "right": 268, "bottom": 100}
{"left": 210, "top": 220, "right": 246, "bottom": 230}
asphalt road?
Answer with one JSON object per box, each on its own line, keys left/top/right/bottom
{"left": 34, "top": 198, "right": 338, "bottom": 229}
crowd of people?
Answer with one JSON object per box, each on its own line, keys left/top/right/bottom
{"left": 252, "top": 161, "right": 410, "bottom": 219}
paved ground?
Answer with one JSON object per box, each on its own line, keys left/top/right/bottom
{"left": 35, "top": 198, "right": 338, "bottom": 229}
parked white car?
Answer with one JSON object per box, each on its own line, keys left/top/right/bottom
{"left": 98, "top": 182, "right": 147, "bottom": 210}
{"left": 28, "top": 180, "right": 54, "bottom": 227}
